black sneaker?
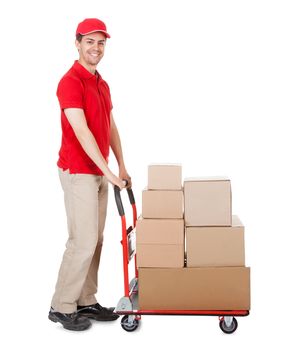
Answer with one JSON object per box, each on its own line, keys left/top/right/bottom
{"left": 77, "top": 303, "right": 119, "bottom": 321}
{"left": 48, "top": 307, "right": 91, "bottom": 331}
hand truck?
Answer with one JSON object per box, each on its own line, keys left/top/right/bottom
{"left": 113, "top": 185, "right": 249, "bottom": 333}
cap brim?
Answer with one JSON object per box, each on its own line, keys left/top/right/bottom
{"left": 78, "top": 29, "right": 110, "bottom": 38}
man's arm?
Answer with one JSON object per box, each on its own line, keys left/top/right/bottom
{"left": 64, "top": 108, "right": 124, "bottom": 189}
{"left": 110, "top": 112, "right": 132, "bottom": 188}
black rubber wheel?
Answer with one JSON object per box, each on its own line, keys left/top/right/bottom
{"left": 121, "top": 315, "right": 139, "bottom": 332}
{"left": 219, "top": 317, "right": 238, "bottom": 334}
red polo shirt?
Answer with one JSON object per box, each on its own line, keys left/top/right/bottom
{"left": 57, "top": 60, "right": 112, "bottom": 175}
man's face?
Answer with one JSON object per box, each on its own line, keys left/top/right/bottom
{"left": 76, "top": 32, "right": 106, "bottom": 71}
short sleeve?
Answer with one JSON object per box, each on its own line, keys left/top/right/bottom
{"left": 57, "top": 76, "right": 84, "bottom": 109}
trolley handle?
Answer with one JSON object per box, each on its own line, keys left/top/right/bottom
{"left": 114, "top": 180, "right": 135, "bottom": 216}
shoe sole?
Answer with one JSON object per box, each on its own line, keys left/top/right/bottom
{"left": 48, "top": 313, "right": 91, "bottom": 331}
{"left": 79, "top": 313, "right": 120, "bottom": 321}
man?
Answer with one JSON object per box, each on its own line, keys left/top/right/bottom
{"left": 49, "top": 18, "right": 131, "bottom": 331}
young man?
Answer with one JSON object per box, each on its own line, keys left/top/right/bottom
{"left": 49, "top": 18, "right": 132, "bottom": 331}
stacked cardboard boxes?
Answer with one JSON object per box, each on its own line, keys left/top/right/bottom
{"left": 183, "top": 177, "right": 250, "bottom": 310}
{"left": 138, "top": 166, "right": 251, "bottom": 311}
{"left": 137, "top": 164, "right": 184, "bottom": 268}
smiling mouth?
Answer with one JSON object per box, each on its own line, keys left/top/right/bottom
{"left": 89, "top": 53, "right": 100, "bottom": 57}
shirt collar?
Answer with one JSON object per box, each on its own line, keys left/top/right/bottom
{"left": 72, "top": 60, "right": 98, "bottom": 80}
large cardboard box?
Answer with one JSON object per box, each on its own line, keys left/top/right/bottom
{"left": 148, "top": 164, "right": 182, "bottom": 190}
{"left": 139, "top": 267, "right": 250, "bottom": 310}
{"left": 136, "top": 217, "right": 184, "bottom": 267}
{"left": 186, "top": 215, "right": 245, "bottom": 267}
{"left": 142, "top": 189, "right": 183, "bottom": 219}
{"left": 184, "top": 177, "right": 232, "bottom": 226}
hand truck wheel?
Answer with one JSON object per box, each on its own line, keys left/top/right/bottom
{"left": 121, "top": 315, "right": 140, "bottom": 332}
{"left": 219, "top": 316, "right": 238, "bottom": 334}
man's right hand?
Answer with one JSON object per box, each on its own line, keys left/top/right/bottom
{"left": 107, "top": 172, "right": 125, "bottom": 190}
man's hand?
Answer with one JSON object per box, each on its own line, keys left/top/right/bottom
{"left": 106, "top": 171, "right": 125, "bottom": 190}
{"left": 119, "top": 166, "right": 132, "bottom": 189}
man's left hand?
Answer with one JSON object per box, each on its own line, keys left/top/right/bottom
{"left": 119, "top": 167, "right": 132, "bottom": 189}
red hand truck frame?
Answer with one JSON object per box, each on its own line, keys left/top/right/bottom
{"left": 113, "top": 185, "right": 249, "bottom": 333}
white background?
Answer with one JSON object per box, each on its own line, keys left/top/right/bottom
{"left": 0, "top": 0, "right": 293, "bottom": 348}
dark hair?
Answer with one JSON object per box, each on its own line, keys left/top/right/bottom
{"left": 76, "top": 34, "right": 83, "bottom": 42}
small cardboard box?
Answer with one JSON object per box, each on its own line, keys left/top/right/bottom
{"left": 184, "top": 177, "right": 232, "bottom": 226}
{"left": 186, "top": 215, "right": 245, "bottom": 267}
{"left": 142, "top": 189, "right": 183, "bottom": 219}
{"left": 139, "top": 267, "right": 250, "bottom": 310}
{"left": 136, "top": 217, "right": 184, "bottom": 267}
{"left": 148, "top": 164, "right": 182, "bottom": 190}
{"left": 136, "top": 245, "right": 184, "bottom": 268}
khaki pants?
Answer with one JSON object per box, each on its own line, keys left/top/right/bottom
{"left": 51, "top": 169, "right": 108, "bottom": 313}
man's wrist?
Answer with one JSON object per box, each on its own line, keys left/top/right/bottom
{"left": 118, "top": 161, "right": 126, "bottom": 170}
{"left": 103, "top": 167, "right": 113, "bottom": 178}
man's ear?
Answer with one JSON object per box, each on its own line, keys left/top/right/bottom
{"left": 75, "top": 40, "right": 80, "bottom": 51}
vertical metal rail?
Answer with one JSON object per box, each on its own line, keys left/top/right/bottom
{"left": 114, "top": 185, "right": 137, "bottom": 297}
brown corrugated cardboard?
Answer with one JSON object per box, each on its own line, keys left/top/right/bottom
{"left": 136, "top": 217, "right": 184, "bottom": 267}
{"left": 186, "top": 215, "right": 245, "bottom": 267}
{"left": 142, "top": 189, "right": 183, "bottom": 219}
{"left": 136, "top": 245, "right": 184, "bottom": 267}
{"left": 184, "top": 177, "right": 232, "bottom": 226}
{"left": 139, "top": 267, "right": 250, "bottom": 310}
{"left": 136, "top": 217, "right": 184, "bottom": 244}
{"left": 148, "top": 164, "right": 182, "bottom": 190}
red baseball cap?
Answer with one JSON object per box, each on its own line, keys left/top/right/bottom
{"left": 76, "top": 18, "right": 111, "bottom": 38}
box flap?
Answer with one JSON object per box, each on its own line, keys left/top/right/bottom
{"left": 184, "top": 176, "right": 230, "bottom": 182}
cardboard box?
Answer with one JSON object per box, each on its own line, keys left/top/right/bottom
{"left": 184, "top": 177, "right": 232, "bottom": 226}
{"left": 136, "top": 217, "right": 184, "bottom": 244}
{"left": 136, "top": 245, "right": 184, "bottom": 267}
{"left": 142, "top": 189, "right": 183, "bottom": 218}
{"left": 186, "top": 215, "right": 245, "bottom": 267}
{"left": 148, "top": 164, "right": 182, "bottom": 190}
{"left": 136, "top": 217, "right": 184, "bottom": 267}
{"left": 139, "top": 267, "right": 250, "bottom": 310}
